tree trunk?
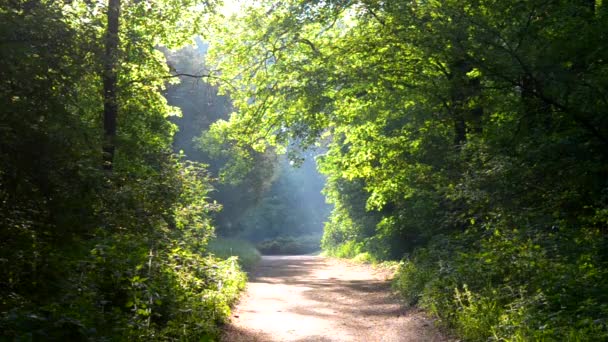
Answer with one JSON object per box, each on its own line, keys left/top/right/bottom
{"left": 449, "top": 56, "right": 484, "bottom": 145}
{"left": 103, "top": 0, "right": 120, "bottom": 170}
{"left": 449, "top": 59, "right": 469, "bottom": 147}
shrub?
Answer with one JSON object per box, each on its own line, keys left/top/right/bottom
{"left": 0, "top": 234, "right": 248, "bottom": 341}
{"left": 256, "top": 235, "right": 321, "bottom": 255}
{"left": 322, "top": 240, "right": 363, "bottom": 258}
{"left": 392, "top": 228, "right": 608, "bottom": 341}
{"left": 352, "top": 252, "right": 377, "bottom": 264}
{"left": 0, "top": 160, "right": 249, "bottom": 341}
{"left": 207, "top": 238, "right": 262, "bottom": 271}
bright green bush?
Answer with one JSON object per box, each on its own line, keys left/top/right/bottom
{"left": 322, "top": 240, "right": 363, "bottom": 258}
{"left": 352, "top": 252, "right": 377, "bottom": 264}
{"left": 207, "top": 238, "right": 262, "bottom": 270}
{"left": 159, "top": 252, "right": 246, "bottom": 340}
{"left": 393, "top": 258, "right": 437, "bottom": 306}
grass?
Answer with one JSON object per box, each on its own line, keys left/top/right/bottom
{"left": 322, "top": 248, "right": 400, "bottom": 277}
{"left": 207, "top": 238, "right": 261, "bottom": 271}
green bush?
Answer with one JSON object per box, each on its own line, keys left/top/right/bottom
{"left": 0, "top": 159, "right": 249, "bottom": 341}
{"left": 322, "top": 240, "right": 363, "bottom": 259}
{"left": 256, "top": 235, "right": 321, "bottom": 255}
{"left": 352, "top": 252, "right": 378, "bottom": 264}
{"left": 0, "top": 234, "right": 247, "bottom": 341}
{"left": 392, "top": 228, "right": 608, "bottom": 341}
{"left": 207, "top": 238, "right": 262, "bottom": 271}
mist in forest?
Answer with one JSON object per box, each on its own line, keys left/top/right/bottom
{"left": 164, "top": 42, "right": 331, "bottom": 252}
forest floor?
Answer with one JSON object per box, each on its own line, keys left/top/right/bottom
{"left": 221, "top": 255, "right": 450, "bottom": 342}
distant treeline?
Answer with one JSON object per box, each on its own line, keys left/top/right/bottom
{"left": 166, "top": 45, "right": 331, "bottom": 248}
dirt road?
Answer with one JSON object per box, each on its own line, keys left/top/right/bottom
{"left": 221, "top": 255, "right": 448, "bottom": 342}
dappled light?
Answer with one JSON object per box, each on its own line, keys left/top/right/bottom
{"left": 223, "top": 256, "right": 445, "bottom": 342}
{"left": 164, "top": 42, "right": 331, "bottom": 257}
{"left": 1, "top": 0, "right": 607, "bottom": 340}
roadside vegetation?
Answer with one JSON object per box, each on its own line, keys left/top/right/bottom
{"left": 0, "top": 1, "right": 247, "bottom": 340}
{"left": 207, "top": 1, "right": 608, "bottom": 340}
{"left": 257, "top": 235, "right": 321, "bottom": 255}
{"left": 207, "top": 238, "right": 262, "bottom": 271}
{"left": 3, "top": 0, "right": 607, "bottom": 341}
{"left": 165, "top": 45, "right": 331, "bottom": 261}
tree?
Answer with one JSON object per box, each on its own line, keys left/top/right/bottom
{"left": 0, "top": 1, "right": 251, "bottom": 340}
{"left": 103, "top": 0, "right": 120, "bottom": 170}
{"left": 207, "top": 0, "right": 608, "bottom": 339}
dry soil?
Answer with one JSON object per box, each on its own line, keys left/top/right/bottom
{"left": 221, "top": 255, "right": 450, "bottom": 342}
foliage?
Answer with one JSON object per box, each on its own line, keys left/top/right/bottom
{"left": 257, "top": 235, "right": 321, "bottom": 255}
{"left": 235, "top": 156, "right": 331, "bottom": 242}
{"left": 0, "top": 0, "right": 248, "bottom": 340}
{"left": 350, "top": 252, "right": 377, "bottom": 264}
{"left": 3, "top": 0, "right": 608, "bottom": 340}
{"left": 165, "top": 44, "right": 331, "bottom": 244}
{"left": 322, "top": 240, "right": 363, "bottom": 259}
{"left": 393, "top": 227, "right": 608, "bottom": 341}
{"left": 207, "top": 238, "right": 262, "bottom": 271}
{"left": 207, "top": 0, "right": 608, "bottom": 340}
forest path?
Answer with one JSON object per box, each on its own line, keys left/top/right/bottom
{"left": 221, "top": 255, "right": 448, "bottom": 342}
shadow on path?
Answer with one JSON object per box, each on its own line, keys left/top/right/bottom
{"left": 221, "top": 255, "right": 447, "bottom": 342}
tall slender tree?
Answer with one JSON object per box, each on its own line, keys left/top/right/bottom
{"left": 103, "top": 0, "right": 120, "bottom": 170}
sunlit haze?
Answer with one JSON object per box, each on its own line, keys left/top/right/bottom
{"left": 220, "top": 0, "right": 246, "bottom": 16}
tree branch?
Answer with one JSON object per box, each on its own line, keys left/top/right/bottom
{"left": 126, "top": 72, "right": 238, "bottom": 91}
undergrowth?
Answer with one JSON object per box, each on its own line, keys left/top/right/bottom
{"left": 207, "top": 238, "right": 262, "bottom": 271}
{"left": 256, "top": 235, "right": 321, "bottom": 255}
{"left": 1, "top": 233, "right": 247, "bottom": 341}
{"left": 392, "top": 228, "right": 608, "bottom": 341}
